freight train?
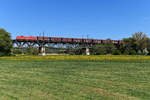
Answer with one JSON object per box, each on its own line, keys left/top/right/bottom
{"left": 16, "top": 36, "right": 123, "bottom": 44}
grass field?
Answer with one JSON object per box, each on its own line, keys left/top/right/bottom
{"left": 0, "top": 55, "right": 150, "bottom": 100}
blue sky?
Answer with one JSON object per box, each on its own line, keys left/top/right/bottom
{"left": 0, "top": 0, "right": 150, "bottom": 39}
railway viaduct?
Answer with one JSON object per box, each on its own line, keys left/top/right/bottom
{"left": 13, "top": 36, "right": 123, "bottom": 55}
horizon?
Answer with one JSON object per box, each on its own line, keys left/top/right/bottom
{"left": 1, "top": 0, "right": 150, "bottom": 39}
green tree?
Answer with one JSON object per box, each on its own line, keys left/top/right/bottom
{"left": 123, "top": 32, "right": 149, "bottom": 55}
{"left": 132, "top": 32, "right": 147, "bottom": 40}
{"left": 145, "top": 39, "right": 150, "bottom": 55}
{"left": 104, "top": 43, "right": 117, "bottom": 54}
{"left": 26, "top": 47, "right": 39, "bottom": 55}
{"left": 92, "top": 43, "right": 117, "bottom": 55}
{"left": 123, "top": 38, "right": 136, "bottom": 54}
{"left": 0, "top": 29, "right": 12, "bottom": 56}
{"left": 91, "top": 44, "right": 106, "bottom": 55}
{"left": 132, "top": 32, "right": 148, "bottom": 52}
{"left": 97, "top": 44, "right": 107, "bottom": 55}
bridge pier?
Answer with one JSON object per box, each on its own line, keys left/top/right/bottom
{"left": 85, "top": 47, "right": 90, "bottom": 55}
{"left": 39, "top": 46, "right": 46, "bottom": 56}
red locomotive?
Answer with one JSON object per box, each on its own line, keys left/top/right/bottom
{"left": 16, "top": 36, "right": 123, "bottom": 44}
{"left": 16, "top": 36, "right": 37, "bottom": 40}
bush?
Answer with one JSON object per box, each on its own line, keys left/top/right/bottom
{"left": 95, "top": 51, "right": 106, "bottom": 55}
{"left": 129, "top": 50, "right": 136, "bottom": 55}
{"left": 13, "top": 49, "right": 22, "bottom": 54}
{"left": 112, "top": 50, "right": 121, "bottom": 55}
{"left": 26, "top": 47, "right": 39, "bottom": 55}
{"left": 123, "top": 50, "right": 129, "bottom": 55}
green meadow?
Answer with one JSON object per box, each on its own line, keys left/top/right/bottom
{"left": 0, "top": 56, "right": 150, "bottom": 100}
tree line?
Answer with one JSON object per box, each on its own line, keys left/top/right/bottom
{"left": 92, "top": 32, "right": 150, "bottom": 55}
